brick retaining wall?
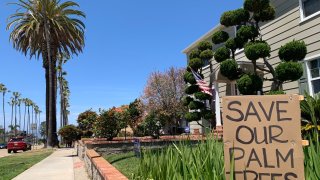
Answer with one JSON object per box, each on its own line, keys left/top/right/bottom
{"left": 77, "top": 141, "right": 128, "bottom": 180}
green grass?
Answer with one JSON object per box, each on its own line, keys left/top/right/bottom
{"left": 103, "top": 152, "right": 140, "bottom": 179}
{"left": 0, "top": 149, "right": 54, "bottom": 180}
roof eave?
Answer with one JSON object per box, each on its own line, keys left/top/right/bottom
{"left": 182, "top": 24, "right": 223, "bottom": 54}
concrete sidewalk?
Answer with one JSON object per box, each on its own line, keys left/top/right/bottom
{"left": 13, "top": 148, "right": 89, "bottom": 180}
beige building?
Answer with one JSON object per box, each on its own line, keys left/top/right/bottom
{"left": 183, "top": 0, "right": 320, "bottom": 133}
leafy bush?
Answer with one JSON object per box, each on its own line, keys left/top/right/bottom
{"left": 279, "top": 40, "right": 307, "bottom": 62}
{"left": 188, "top": 101, "right": 205, "bottom": 110}
{"left": 244, "top": 41, "right": 271, "bottom": 61}
{"left": 214, "top": 47, "right": 230, "bottom": 63}
{"left": 93, "top": 108, "right": 122, "bottom": 140}
{"left": 211, "top": 31, "right": 229, "bottom": 44}
{"left": 77, "top": 109, "right": 98, "bottom": 132}
{"left": 236, "top": 25, "right": 258, "bottom": 41}
{"left": 220, "top": 8, "right": 250, "bottom": 27}
{"left": 58, "top": 125, "right": 81, "bottom": 142}
{"left": 184, "top": 71, "right": 196, "bottom": 84}
{"left": 189, "top": 49, "right": 201, "bottom": 59}
{"left": 220, "top": 59, "right": 239, "bottom": 80}
{"left": 225, "top": 38, "right": 237, "bottom": 51}
{"left": 198, "top": 41, "right": 213, "bottom": 51}
{"left": 275, "top": 62, "right": 303, "bottom": 81}
{"left": 244, "top": 0, "right": 270, "bottom": 12}
{"left": 237, "top": 74, "right": 263, "bottom": 95}
{"left": 201, "top": 109, "right": 215, "bottom": 120}
{"left": 188, "top": 58, "right": 203, "bottom": 70}
{"left": 300, "top": 93, "right": 320, "bottom": 138}
{"left": 253, "top": 5, "right": 275, "bottom": 22}
{"left": 200, "top": 49, "right": 214, "bottom": 60}
{"left": 143, "top": 112, "right": 164, "bottom": 139}
{"left": 182, "top": 96, "right": 193, "bottom": 106}
{"left": 185, "top": 112, "right": 201, "bottom": 122}
{"left": 185, "top": 85, "right": 199, "bottom": 95}
{"left": 194, "top": 92, "right": 211, "bottom": 100}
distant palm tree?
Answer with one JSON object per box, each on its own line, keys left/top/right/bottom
{"left": 25, "top": 98, "right": 32, "bottom": 135}
{"left": 7, "top": 0, "right": 85, "bottom": 147}
{"left": 12, "top": 92, "right": 21, "bottom": 136}
{"left": 8, "top": 98, "right": 14, "bottom": 130}
{"left": 18, "top": 98, "right": 22, "bottom": 131}
{"left": 0, "top": 84, "right": 9, "bottom": 141}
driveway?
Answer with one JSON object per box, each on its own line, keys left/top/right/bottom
{"left": 0, "top": 148, "right": 11, "bottom": 158}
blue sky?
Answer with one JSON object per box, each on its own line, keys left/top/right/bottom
{"left": 0, "top": 0, "right": 242, "bottom": 127}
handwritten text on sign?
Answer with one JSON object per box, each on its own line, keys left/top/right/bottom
{"left": 223, "top": 95, "right": 304, "bottom": 180}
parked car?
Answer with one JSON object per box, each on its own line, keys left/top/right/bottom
{"left": 7, "top": 137, "right": 31, "bottom": 153}
{"left": 0, "top": 143, "right": 7, "bottom": 149}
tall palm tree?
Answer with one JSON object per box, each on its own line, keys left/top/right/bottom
{"left": 22, "top": 98, "right": 27, "bottom": 133}
{"left": 25, "top": 98, "right": 32, "bottom": 135}
{"left": 8, "top": 98, "right": 14, "bottom": 130}
{"left": 57, "top": 55, "right": 70, "bottom": 128}
{"left": 12, "top": 92, "right": 21, "bottom": 136}
{"left": 0, "top": 84, "right": 9, "bottom": 142}
{"left": 7, "top": 0, "right": 85, "bottom": 147}
{"left": 18, "top": 98, "right": 22, "bottom": 132}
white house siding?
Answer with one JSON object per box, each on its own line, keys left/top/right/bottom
{"left": 184, "top": 0, "right": 320, "bottom": 132}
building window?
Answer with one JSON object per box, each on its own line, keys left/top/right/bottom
{"left": 300, "top": 0, "right": 320, "bottom": 19}
{"left": 309, "top": 58, "right": 320, "bottom": 94}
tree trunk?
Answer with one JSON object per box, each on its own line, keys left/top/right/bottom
{"left": 14, "top": 101, "right": 17, "bottom": 136}
{"left": 3, "top": 93, "right": 6, "bottom": 142}
{"left": 23, "top": 103, "right": 26, "bottom": 133}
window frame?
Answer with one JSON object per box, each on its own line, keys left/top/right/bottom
{"left": 299, "top": 0, "right": 320, "bottom": 22}
{"left": 304, "top": 54, "right": 320, "bottom": 96}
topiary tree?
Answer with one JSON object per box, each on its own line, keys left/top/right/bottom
{"left": 183, "top": 40, "right": 215, "bottom": 128}
{"left": 210, "top": 0, "right": 307, "bottom": 94}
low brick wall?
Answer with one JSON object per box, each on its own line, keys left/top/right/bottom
{"left": 77, "top": 141, "right": 128, "bottom": 180}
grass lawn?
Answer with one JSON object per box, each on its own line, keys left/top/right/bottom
{"left": 0, "top": 149, "right": 54, "bottom": 180}
{"left": 103, "top": 152, "right": 140, "bottom": 179}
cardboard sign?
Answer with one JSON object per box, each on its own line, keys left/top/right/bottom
{"left": 222, "top": 95, "right": 304, "bottom": 180}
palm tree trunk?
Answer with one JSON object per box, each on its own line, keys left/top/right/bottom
{"left": 2, "top": 93, "right": 6, "bottom": 142}
{"left": 14, "top": 101, "right": 17, "bottom": 136}
{"left": 11, "top": 103, "right": 13, "bottom": 131}
{"left": 23, "top": 103, "right": 26, "bottom": 133}
{"left": 27, "top": 106, "right": 30, "bottom": 135}
{"left": 31, "top": 106, "right": 34, "bottom": 136}
{"left": 19, "top": 105, "right": 21, "bottom": 133}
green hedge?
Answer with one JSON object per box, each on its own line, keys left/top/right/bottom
{"left": 220, "top": 59, "right": 239, "bottom": 80}
{"left": 279, "top": 40, "right": 307, "bottom": 62}
{"left": 200, "top": 49, "right": 214, "bottom": 60}
{"left": 188, "top": 58, "right": 203, "bottom": 70}
{"left": 214, "top": 47, "right": 230, "bottom": 63}
{"left": 237, "top": 74, "right": 263, "bottom": 95}
{"left": 211, "top": 31, "right": 229, "bottom": 44}
{"left": 198, "top": 41, "right": 212, "bottom": 51}
{"left": 244, "top": 41, "right": 271, "bottom": 61}
{"left": 275, "top": 62, "right": 303, "bottom": 82}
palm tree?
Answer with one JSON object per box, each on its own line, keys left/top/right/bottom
{"left": 25, "top": 98, "right": 32, "bottom": 135}
{"left": 8, "top": 98, "right": 14, "bottom": 130}
{"left": 18, "top": 98, "right": 22, "bottom": 132}
{"left": 7, "top": 0, "right": 85, "bottom": 147}
{"left": 12, "top": 92, "right": 21, "bottom": 136}
{"left": 0, "top": 84, "right": 9, "bottom": 142}
{"left": 22, "top": 98, "right": 27, "bottom": 133}
{"left": 57, "top": 55, "right": 70, "bottom": 128}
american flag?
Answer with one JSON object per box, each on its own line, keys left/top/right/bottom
{"left": 190, "top": 68, "right": 212, "bottom": 96}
